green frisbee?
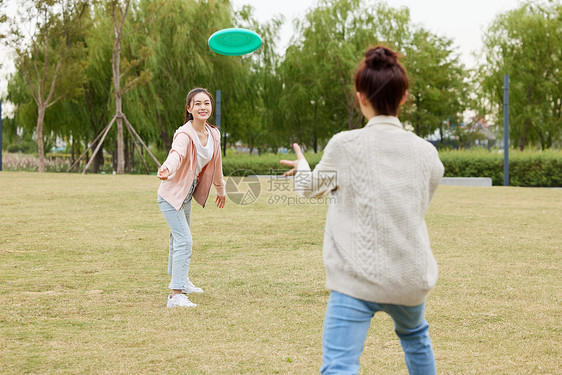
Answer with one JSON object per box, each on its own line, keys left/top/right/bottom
{"left": 208, "top": 28, "right": 262, "bottom": 56}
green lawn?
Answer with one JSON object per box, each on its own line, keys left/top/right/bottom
{"left": 0, "top": 172, "right": 560, "bottom": 374}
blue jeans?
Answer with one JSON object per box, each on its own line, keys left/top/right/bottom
{"left": 157, "top": 179, "right": 197, "bottom": 290}
{"left": 321, "top": 291, "right": 436, "bottom": 375}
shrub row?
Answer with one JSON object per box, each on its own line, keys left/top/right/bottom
{"left": 438, "top": 150, "right": 562, "bottom": 187}
{"left": 3, "top": 149, "right": 560, "bottom": 187}
{"left": 223, "top": 149, "right": 562, "bottom": 187}
{"left": 1, "top": 152, "right": 71, "bottom": 173}
{"left": 222, "top": 151, "right": 323, "bottom": 177}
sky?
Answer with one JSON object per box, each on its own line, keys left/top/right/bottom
{"left": 1, "top": 0, "right": 525, "bottom": 107}
{"left": 231, "top": 0, "right": 525, "bottom": 68}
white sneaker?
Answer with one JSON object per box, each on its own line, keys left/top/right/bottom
{"left": 167, "top": 294, "right": 197, "bottom": 308}
{"left": 182, "top": 281, "right": 203, "bottom": 294}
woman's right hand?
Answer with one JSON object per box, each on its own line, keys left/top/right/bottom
{"left": 157, "top": 166, "right": 170, "bottom": 180}
{"left": 280, "top": 143, "right": 305, "bottom": 177}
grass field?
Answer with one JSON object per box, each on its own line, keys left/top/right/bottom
{"left": 0, "top": 172, "right": 560, "bottom": 374}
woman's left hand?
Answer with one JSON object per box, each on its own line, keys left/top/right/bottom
{"left": 215, "top": 195, "right": 226, "bottom": 208}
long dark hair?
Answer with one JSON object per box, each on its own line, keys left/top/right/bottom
{"left": 184, "top": 87, "right": 215, "bottom": 124}
{"left": 354, "top": 45, "right": 409, "bottom": 116}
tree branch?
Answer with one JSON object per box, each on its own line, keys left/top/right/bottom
{"left": 121, "top": 75, "right": 141, "bottom": 95}
{"left": 119, "top": 58, "right": 141, "bottom": 80}
{"left": 21, "top": 72, "right": 39, "bottom": 104}
{"left": 113, "top": 0, "right": 131, "bottom": 41}
{"left": 120, "top": 1, "right": 165, "bottom": 39}
{"left": 45, "top": 58, "right": 63, "bottom": 106}
{"left": 31, "top": 40, "right": 42, "bottom": 101}
{"left": 41, "top": 5, "right": 50, "bottom": 102}
{"left": 121, "top": 0, "right": 131, "bottom": 29}
{"left": 45, "top": 94, "right": 64, "bottom": 109}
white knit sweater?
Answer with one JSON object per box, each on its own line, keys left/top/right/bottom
{"left": 295, "top": 116, "right": 444, "bottom": 306}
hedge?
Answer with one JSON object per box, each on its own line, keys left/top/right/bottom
{"left": 223, "top": 149, "right": 562, "bottom": 187}
{"left": 438, "top": 149, "right": 562, "bottom": 187}
{"left": 222, "top": 151, "right": 323, "bottom": 177}
{"left": 4, "top": 149, "right": 561, "bottom": 187}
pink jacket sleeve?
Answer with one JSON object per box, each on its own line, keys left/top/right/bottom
{"left": 212, "top": 132, "right": 226, "bottom": 197}
{"left": 162, "top": 132, "right": 190, "bottom": 177}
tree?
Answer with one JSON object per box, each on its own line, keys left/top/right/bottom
{"left": 68, "top": 3, "right": 114, "bottom": 172}
{"left": 401, "top": 28, "right": 468, "bottom": 139}
{"left": 477, "top": 0, "right": 562, "bottom": 150}
{"left": 70, "top": 0, "right": 156, "bottom": 174}
{"left": 280, "top": 0, "right": 469, "bottom": 151}
{"left": 4, "top": 0, "right": 89, "bottom": 172}
{"left": 139, "top": 0, "right": 253, "bottom": 154}
{"left": 107, "top": 0, "right": 151, "bottom": 174}
{"left": 229, "top": 5, "right": 284, "bottom": 154}
{"left": 280, "top": 0, "right": 419, "bottom": 150}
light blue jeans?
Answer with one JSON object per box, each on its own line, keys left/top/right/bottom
{"left": 157, "top": 179, "right": 197, "bottom": 290}
{"left": 321, "top": 291, "right": 436, "bottom": 375}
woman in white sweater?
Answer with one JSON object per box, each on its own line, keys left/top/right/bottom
{"left": 281, "top": 45, "right": 444, "bottom": 375}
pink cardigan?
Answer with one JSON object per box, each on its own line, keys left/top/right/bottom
{"left": 158, "top": 122, "right": 226, "bottom": 210}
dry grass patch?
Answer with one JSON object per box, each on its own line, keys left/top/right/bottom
{"left": 0, "top": 172, "right": 560, "bottom": 374}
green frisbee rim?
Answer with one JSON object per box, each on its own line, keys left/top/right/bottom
{"left": 208, "top": 28, "right": 262, "bottom": 56}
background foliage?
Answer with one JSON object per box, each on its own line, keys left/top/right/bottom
{"left": 1, "top": 0, "right": 561, "bottom": 172}
{"left": 476, "top": 1, "right": 562, "bottom": 150}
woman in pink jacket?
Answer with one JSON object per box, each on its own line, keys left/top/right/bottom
{"left": 157, "top": 88, "right": 226, "bottom": 308}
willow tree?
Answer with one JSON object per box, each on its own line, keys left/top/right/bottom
{"left": 71, "top": 0, "right": 155, "bottom": 174}
{"left": 106, "top": 0, "right": 152, "bottom": 174}
{"left": 5, "top": 0, "right": 89, "bottom": 172}
{"left": 281, "top": 0, "right": 468, "bottom": 149}
{"left": 228, "top": 5, "right": 284, "bottom": 154}
{"left": 68, "top": 3, "right": 115, "bottom": 172}
{"left": 280, "top": 0, "right": 414, "bottom": 151}
{"left": 139, "top": 0, "right": 250, "bottom": 153}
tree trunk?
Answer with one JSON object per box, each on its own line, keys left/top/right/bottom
{"left": 112, "top": 2, "right": 128, "bottom": 174}
{"left": 415, "top": 95, "right": 421, "bottom": 136}
{"left": 112, "top": 149, "right": 117, "bottom": 171}
{"left": 130, "top": 137, "right": 135, "bottom": 171}
{"left": 92, "top": 142, "right": 104, "bottom": 173}
{"left": 114, "top": 91, "right": 124, "bottom": 173}
{"left": 518, "top": 121, "right": 530, "bottom": 151}
{"left": 156, "top": 112, "right": 171, "bottom": 152}
{"left": 71, "top": 140, "right": 75, "bottom": 164}
{"left": 75, "top": 142, "right": 82, "bottom": 170}
{"left": 124, "top": 133, "right": 132, "bottom": 173}
{"left": 116, "top": 113, "right": 124, "bottom": 173}
{"left": 37, "top": 105, "right": 46, "bottom": 173}
{"left": 347, "top": 103, "right": 355, "bottom": 130}
{"left": 313, "top": 104, "right": 318, "bottom": 152}
{"left": 313, "top": 121, "right": 318, "bottom": 153}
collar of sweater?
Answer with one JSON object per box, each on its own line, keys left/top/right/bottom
{"left": 364, "top": 115, "right": 403, "bottom": 129}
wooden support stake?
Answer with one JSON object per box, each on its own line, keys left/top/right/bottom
{"left": 68, "top": 119, "right": 114, "bottom": 172}
{"left": 82, "top": 114, "right": 117, "bottom": 174}
{"left": 124, "top": 119, "right": 150, "bottom": 174}
{"left": 122, "top": 114, "right": 161, "bottom": 168}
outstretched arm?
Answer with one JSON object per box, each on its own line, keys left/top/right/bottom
{"left": 280, "top": 142, "right": 338, "bottom": 198}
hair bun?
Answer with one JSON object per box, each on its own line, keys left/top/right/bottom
{"left": 365, "top": 46, "right": 397, "bottom": 69}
